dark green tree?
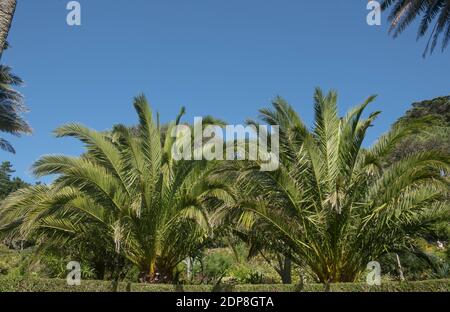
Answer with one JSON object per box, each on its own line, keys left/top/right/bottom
{"left": 0, "top": 161, "right": 28, "bottom": 200}
{"left": 387, "top": 96, "right": 450, "bottom": 163}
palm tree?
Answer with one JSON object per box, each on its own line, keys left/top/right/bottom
{"left": 381, "top": 0, "right": 450, "bottom": 56}
{"left": 0, "top": 0, "right": 16, "bottom": 57}
{"left": 215, "top": 88, "right": 450, "bottom": 283}
{"left": 0, "top": 65, "right": 31, "bottom": 153}
{"left": 0, "top": 95, "right": 223, "bottom": 282}
{"left": 0, "top": 1, "right": 30, "bottom": 153}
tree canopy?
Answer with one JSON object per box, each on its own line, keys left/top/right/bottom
{"left": 0, "top": 161, "right": 29, "bottom": 200}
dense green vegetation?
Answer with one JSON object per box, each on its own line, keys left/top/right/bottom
{"left": 0, "top": 161, "right": 29, "bottom": 200}
{"left": 214, "top": 90, "right": 450, "bottom": 283}
{"left": 1, "top": 276, "right": 449, "bottom": 292}
{"left": 388, "top": 96, "right": 450, "bottom": 163}
{"left": 0, "top": 91, "right": 449, "bottom": 290}
{"left": 0, "top": 1, "right": 447, "bottom": 293}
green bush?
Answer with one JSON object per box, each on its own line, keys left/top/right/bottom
{"left": 202, "top": 249, "right": 235, "bottom": 281}
{"left": 198, "top": 247, "right": 280, "bottom": 285}
{"left": 0, "top": 244, "right": 98, "bottom": 280}
{"left": 0, "top": 276, "right": 448, "bottom": 292}
{"left": 0, "top": 244, "right": 30, "bottom": 278}
{"left": 0, "top": 245, "right": 15, "bottom": 274}
{"left": 228, "top": 264, "right": 264, "bottom": 284}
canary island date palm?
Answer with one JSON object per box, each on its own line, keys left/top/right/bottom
{"left": 0, "top": 0, "right": 17, "bottom": 57}
{"left": 214, "top": 88, "right": 450, "bottom": 283}
{"left": 381, "top": 0, "right": 450, "bottom": 56}
{"left": 0, "top": 95, "right": 222, "bottom": 282}
{"left": 0, "top": 65, "right": 31, "bottom": 153}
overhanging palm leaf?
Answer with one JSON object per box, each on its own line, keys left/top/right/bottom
{"left": 381, "top": 0, "right": 450, "bottom": 56}
{"left": 0, "top": 65, "right": 31, "bottom": 153}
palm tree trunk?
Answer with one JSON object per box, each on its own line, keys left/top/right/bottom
{"left": 0, "top": 0, "right": 17, "bottom": 57}
{"left": 141, "top": 258, "right": 175, "bottom": 283}
{"left": 396, "top": 253, "right": 405, "bottom": 281}
{"left": 279, "top": 257, "right": 292, "bottom": 284}
{"left": 273, "top": 254, "right": 292, "bottom": 284}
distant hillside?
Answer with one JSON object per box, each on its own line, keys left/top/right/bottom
{"left": 397, "top": 96, "right": 450, "bottom": 125}
{"left": 388, "top": 95, "right": 450, "bottom": 164}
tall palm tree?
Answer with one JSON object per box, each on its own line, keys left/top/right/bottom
{"left": 215, "top": 88, "right": 450, "bottom": 283}
{"left": 0, "top": 1, "right": 30, "bottom": 153}
{"left": 0, "top": 0, "right": 16, "bottom": 57}
{"left": 0, "top": 95, "right": 223, "bottom": 282}
{"left": 0, "top": 65, "right": 31, "bottom": 153}
{"left": 381, "top": 0, "right": 450, "bottom": 56}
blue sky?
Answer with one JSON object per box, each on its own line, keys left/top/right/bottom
{"left": 2, "top": 0, "right": 449, "bottom": 183}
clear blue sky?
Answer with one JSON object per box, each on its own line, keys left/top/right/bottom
{"left": 2, "top": 0, "right": 449, "bottom": 183}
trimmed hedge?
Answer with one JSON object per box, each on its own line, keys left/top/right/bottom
{"left": 0, "top": 277, "right": 449, "bottom": 292}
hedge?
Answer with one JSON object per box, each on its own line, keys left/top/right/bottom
{"left": 0, "top": 277, "right": 449, "bottom": 292}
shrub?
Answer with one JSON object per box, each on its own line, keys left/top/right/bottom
{"left": 202, "top": 249, "right": 235, "bottom": 281}
{"left": 0, "top": 277, "right": 448, "bottom": 292}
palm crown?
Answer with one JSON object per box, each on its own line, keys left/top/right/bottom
{"left": 215, "top": 88, "right": 450, "bottom": 283}
{"left": 0, "top": 95, "right": 221, "bottom": 282}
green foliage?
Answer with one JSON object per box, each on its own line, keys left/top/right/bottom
{"left": 380, "top": 251, "right": 447, "bottom": 281}
{"left": 215, "top": 88, "right": 450, "bottom": 283}
{"left": 387, "top": 96, "right": 450, "bottom": 243}
{"left": 0, "top": 161, "right": 29, "bottom": 200}
{"left": 0, "top": 65, "right": 31, "bottom": 153}
{"left": 190, "top": 246, "right": 287, "bottom": 285}
{"left": 399, "top": 96, "right": 450, "bottom": 124}
{"left": 0, "top": 243, "right": 20, "bottom": 276}
{"left": 388, "top": 96, "right": 450, "bottom": 163}
{"left": 202, "top": 249, "right": 235, "bottom": 281}
{"left": 0, "top": 276, "right": 448, "bottom": 292}
{"left": 35, "top": 251, "right": 96, "bottom": 280}
{"left": 227, "top": 264, "right": 265, "bottom": 284}
{"left": 1, "top": 90, "right": 448, "bottom": 287}
{"left": 381, "top": 1, "right": 450, "bottom": 56}
{"left": 0, "top": 95, "right": 227, "bottom": 283}
{"left": 0, "top": 244, "right": 95, "bottom": 280}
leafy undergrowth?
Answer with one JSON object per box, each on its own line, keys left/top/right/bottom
{"left": 0, "top": 244, "right": 22, "bottom": 276}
